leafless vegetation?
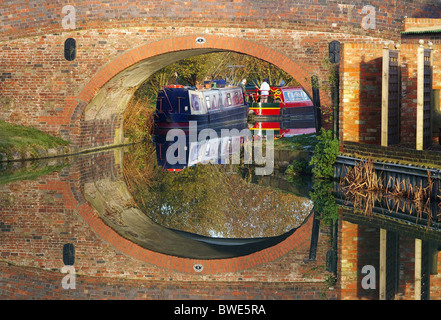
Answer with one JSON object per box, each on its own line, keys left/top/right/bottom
{"left": 340, "top": 158, "right": 439, "bottom": 226}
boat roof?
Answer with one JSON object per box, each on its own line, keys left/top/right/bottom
{"left": 162, "top": 85, "right": 241, "bottom": 91}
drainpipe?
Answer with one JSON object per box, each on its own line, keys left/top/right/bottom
{"left": 312, "top": 75, "right": 322, "bottom": 133}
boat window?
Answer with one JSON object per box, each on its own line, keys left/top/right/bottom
{"left": 226, "top": 93, "right": 232, "bottom": 106}
{"left": 191, "top": 94, "right": 200, "bottom": 111}
{"left": 205, "top": 96, "right": 211, "bottom": 109}
{"left": 208, "top": 95, "right": 217, "bottom": 109}
{"left": 283, "top": 90, "right": 308, "bottom": 102}
{"left": 238, "top": 91, "right": 244, "bottom": 104}
{"left": 234, "top": 92, "right": 240, "bottom": 105}
{"left": 303, "top": 91, "right": 309, "bottom": 100}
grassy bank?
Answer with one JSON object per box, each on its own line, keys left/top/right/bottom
{"left": 0, "top": 121, "right": 70, "bottom": 160}
{"left": 274, "top": 133, "right": 317, "bottom": 151}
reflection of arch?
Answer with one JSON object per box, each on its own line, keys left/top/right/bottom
{"left": 78, "top": 198, "right": 314, "bottom": 274}
{"left": 70, "top": 35, "right": 325, "bottom": 145}
{"left": 72, "top": 149, "right": 315, "bottom": 274}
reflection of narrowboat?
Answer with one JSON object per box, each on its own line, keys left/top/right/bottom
{"left": 153, "top": 122, "right": 248, "bottom": 172}
{"left": 245, "top": 86, "right": 313, "bottom": 117}
{"left": 249, "top": 117, "right": 316, "bottom": 139}
{"left": 154, "top": 85, "right": 249, "bottom": 129}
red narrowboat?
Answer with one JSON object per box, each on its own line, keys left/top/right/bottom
{"left": 245, "top": 86, "right": 313, "bottom": 117}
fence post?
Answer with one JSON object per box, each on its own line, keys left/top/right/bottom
{"left": 381, "top": 44, "right": 390, "bottom": 147}
{"left": 416, "top": 40, "right": 425, "bottom": 150}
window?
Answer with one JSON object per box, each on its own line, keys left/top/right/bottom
{"left": 205, "top": 96, "right": 211, "bottom": 109}
{"left": 234, "top": 92, "right": 240, "bottom": 105}
{"left": 226, "top": 93, "right": 232, "bottom": 106}
{"left": 284, "top": 90, "right": 308, "bottom": 102}
{"left": 64, "top": 38, "right": 76, "bottom": 61}
{"left": 63, "top": 243, "right": 75, "bottom": 266}
{"left": 329, "top": 40, "right": 340, "bottom": 64}
{"left": 211, "top": 95, "right": 218, "bottom": 109}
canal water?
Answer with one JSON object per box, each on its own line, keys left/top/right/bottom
{"left": 1, "top": 118, "right": 441, "bottom": 299}
{"left": 0, "top": 119, "right": 316, "bottom": 259}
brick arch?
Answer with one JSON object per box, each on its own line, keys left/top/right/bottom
{"left": 71, "top": 35, "right": 327, "bottom": 146}
{"left": 77, "top": 199, "right": 315, "bottom": 274}
{"left": 76, "top": 35, "right": 317, "bottom": 104}
{"left": 66, "top": 35, "right": 318, "bottom": 274}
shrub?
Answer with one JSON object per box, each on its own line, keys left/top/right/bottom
{"left": 285, "top": 159, "right": 311, "bottom": 181}
{"left": 309, "top": 129, "right": 339, "bottom": 179}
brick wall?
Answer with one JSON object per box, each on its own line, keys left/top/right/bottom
{"left": 338, "top": 218, "right": 380, "bottom": 300}
{"left": 0, "top": 261, "right": 334, "bottom": 299}
{"left": 0, "top": 149, "right": 337, "bottom": 299}
{"left": 342, "top": 140, "right": 441, "bottom": 168}
{"left": 403, "top": 18, "right": 441, "bottom": 31}
{"left": 339, "top": 207, "right": 441, "bottom": 300}
{"left": 0, "top": 28, "right": 387, "bottom": 150}
{"left": 399, "top": 44, "right": 420, "bottom": 145}
{"left": 2, "top": 0, "right": 440, "bottom": 43}
{"left": 339, "top": 43, "right": 383, "bottom": 144}
{"left": 339, "top": 41, "right": 440, "bottom": 147}
{"left": 2, "top": 1, "right": 440, "bottom": 151}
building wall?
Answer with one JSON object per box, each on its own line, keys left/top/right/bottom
{"left": 339, "top": 40, "right": 440, "bottom": 147}
{"left": 338, "top": 211, "right": 441, "bottom": 300}
{"left": 339, "top": 43, "right": 383, "bottom": 144}
{"left": 2, "top": 1, "right": 441, "bottom": 150}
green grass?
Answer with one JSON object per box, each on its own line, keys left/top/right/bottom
{"left": 0, "top": 162, "right": 68, "bottom": 185}
{"left": 274, "top": 133, "right": 318, "bottom": 151}
{"left": 0, "top": 121, "right": 70, "bottom": 159}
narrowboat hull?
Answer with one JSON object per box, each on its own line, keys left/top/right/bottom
{"left": 153, "top": 121, "right": 249, "bottom": 171}
{"left": 154, "top": 104, "right": 249, "bottom": 131}
{"left": 154, "top": 85, "right": 249, "bottom": 132}
{"left": 249, "top": 118, "right": 316, "bottom": 138}
{"left": 249, "top": 102, "right": 314, "bottom": 118}
{"left": 246, "top": 86, "right": 314, "bottom": 118}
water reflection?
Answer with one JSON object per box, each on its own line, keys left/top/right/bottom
{"left": 333, "top": 157, "right": 441, "bottom": 300}
{"left": 248, "top": 117, "right": 316, "bottom": 139}
{"left": 125, "top": 121, "right": 313, "bottom": 239}
{"left": 1, "top": 127, "right": 441, "bottom": 299}
{"left": 335, "top": 157, "right": 441, "bottom": 231}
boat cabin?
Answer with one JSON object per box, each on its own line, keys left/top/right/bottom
{"left": 245, "top": 86, "right": 314, "bottom": 117}
{"left": 155, "top": 85, "right": 249, "bottom": 129}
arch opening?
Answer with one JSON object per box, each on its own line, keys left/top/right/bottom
{"left": 73, "top": 35, "right": 321, "bottom": 149}
{"left": 74, "top": 37, "right": 320, "bottom": 266}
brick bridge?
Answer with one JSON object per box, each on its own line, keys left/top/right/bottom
{"left": 1, "top": 0, "right": 440, "bottom": 151}
{"left": 2, "top": 0, "right": 441, "bottom": 301}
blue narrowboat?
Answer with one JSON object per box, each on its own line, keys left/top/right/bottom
{"left": 153, "top": 122, "right": 249, "bottom": 172}
{"left": 154, "top": 85, "right": 249, "bottom": 129}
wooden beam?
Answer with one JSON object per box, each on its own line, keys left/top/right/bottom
{"left": 415, "top": 238, "right": 422, "bottom": 300}
{"left": 416, "top": 42, "right": 425, "bottom": 150}
{"left": 379, "top": 228, "right": 387, "bottom": 300}
{"left": 381, "top": 47, "right": 390, "bottom": 147}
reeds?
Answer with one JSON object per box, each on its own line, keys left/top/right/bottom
{"left": 340, "top": 158, "right": 439, "bottom": 227}
{"left": 123, "top": 97, "right": 155, "bottom": 143}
